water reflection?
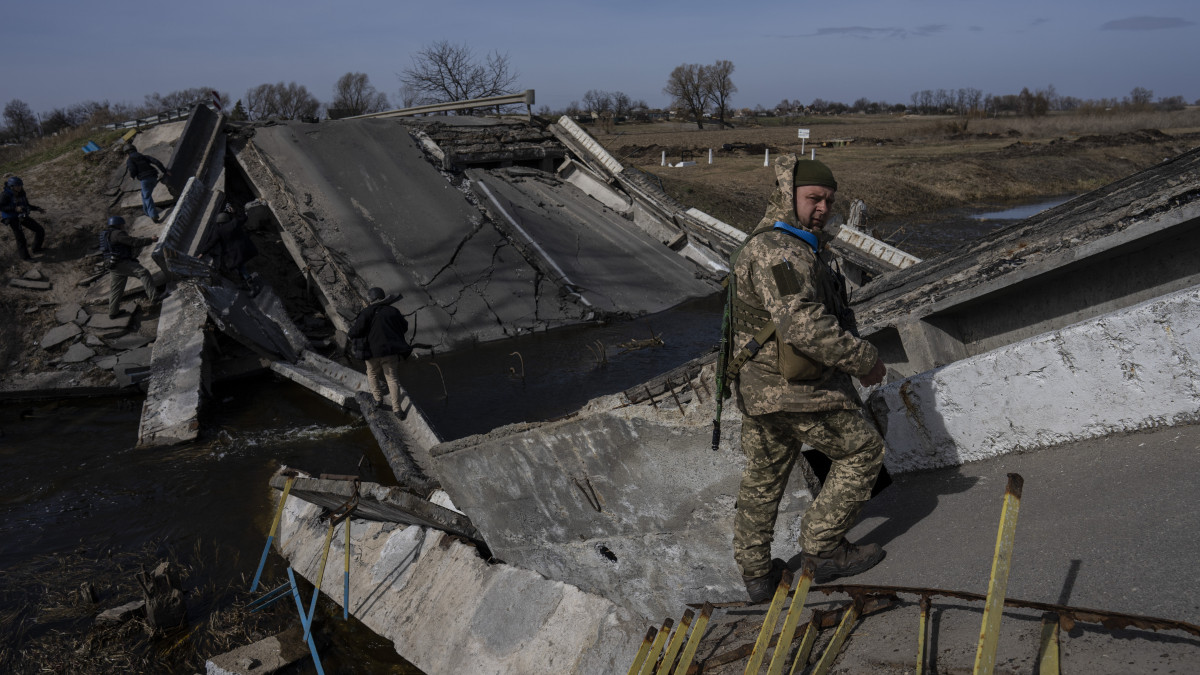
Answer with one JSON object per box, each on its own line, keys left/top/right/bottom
{"left": 875, "top": 196, "right": 1076, "bottom": 258}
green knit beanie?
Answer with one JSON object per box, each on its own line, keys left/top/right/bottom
{"left": 793, "top": 159, "right": 837, "bottom": 191}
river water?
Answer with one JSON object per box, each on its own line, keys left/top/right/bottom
{"left": 873, "top": 196, "right": 1074, "bottom": 258}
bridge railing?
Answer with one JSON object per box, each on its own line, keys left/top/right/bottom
{"left": 344, "top": 90, "right": 535, "bottom": 120}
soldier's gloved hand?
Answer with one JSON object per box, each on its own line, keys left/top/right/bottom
{"left": 858, "top": 358, "right": 887, "bottom": 387}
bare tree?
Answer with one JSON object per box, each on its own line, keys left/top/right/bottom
{"left": 664, "top": 63, "right": 708, "bottom": 129}
{"left": 582, "top": 89, "right": 614, "bottom": 115}
{"left": 398, "top": 84, "right": 422, "bottom": 108}
{"left": 1129, "top": 86, "right": 1154, "bottom": 107}
{"left": 143, "top": 87, "right": 229, "bottom": 114}
{"left": 399, "top": 41, "right": 519, "bottom": 112}
{"left": 703, "top": 60, "right": 737, "bottom": 128}
{"left": 245, "top": 82, "right": 321, "bottom": 120}
{"left": 330, "top": 72, "right": 390, "bottom": 117}
{"left": 3, "top": 100, "right": 38, "bottom": 140}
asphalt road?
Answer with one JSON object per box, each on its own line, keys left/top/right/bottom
{"left": 701, "top": 422, "right": 1200, "bottom": 674}
{"left": 248, "top": 118, "right": 718, "bottom": 349}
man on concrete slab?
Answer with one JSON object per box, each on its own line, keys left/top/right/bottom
{"left": 1, "top": 176, "right": 46, "bottom": 260}
{"left": 100, "top": 216, "right": 159, "bottom": 319}
{"left": 729, "top": 155, "right": 888, "bottom": 602}
{"left": 123, "top": 144, "right": 170, "bottom": 223}
{"left": 202, "top": 203, "right": 259, "bottom": 288}
{"left": 349, "top": 287, "right": 412, "bottom": 416}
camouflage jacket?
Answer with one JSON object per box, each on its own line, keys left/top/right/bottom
{"left": 733, "top": 155, "right": 878, "bottom": 416}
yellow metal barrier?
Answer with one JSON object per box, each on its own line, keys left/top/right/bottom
{"left": 672, "top": 603, "right": 713, "bottom": 675}
{"left": 1038, "top": 613, "right": 1060, "bottom": 675}
{"left": 637, "top": 619, "right": 672, "bottom": 675}
{"left": 917, "top": 594, "right": 931, "bottom": 674}
{"left": 788, "top": 621, "right": 818, "bottom": 675}
{"left": 745, "top": 569, "right": 794, "bottom": 674}
{"left": 658, "top": 609, "right": 693, "bottom": 674}
{"left": 626, "top": 627, "right": 657, "bottom": 675}
{"left": 767, "top": 567, "right": 813, "bottom": 675}
{"left": 973, "top": 473, "right": 1024, "bottom": 675}
{"left": 810, "top": 601, "right": 862, "bottom": 675}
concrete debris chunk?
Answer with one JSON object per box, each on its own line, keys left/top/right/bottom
{"left": 62, "top": 343, "right": 97, "bottom": 363}
{"left": 205, "top": 625, "right": 308, "bottom": 675}
{"left": 41, "top": 323, "right": 82, "bottom": 350}
{"left": 85, "top": 334, "right": 104, "bottom": 347}
{"left": 96, "top": 600, "right": 144, "bottom": 625}
{"left": 9, "top": 278, "right": 52, "bottom": 290}
{"left": 88, "top": 313, "right": 132, "bottom": 330}
{"left": 116, "top": 346, "right": 154, "bottom": 367}
{"left": 107, "top": 334, "right": 152, "bottom": 350}
{"left": 22, "top": 268, "right": 45, "bottom": 281}
{"left": 93, "top": 355, "right": 119, "bottom": 370}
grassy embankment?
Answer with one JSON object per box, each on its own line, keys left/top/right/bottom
{"left": 587, "top": 108, "right": 1200, "bottom": 233}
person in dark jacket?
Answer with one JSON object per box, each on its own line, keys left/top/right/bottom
{"left": 124, "top": 144, "right": 170, "bottom": 222}
{"left": 100, "top": 216, "right": 159, "bottom": 318}
{"left": 1, "top": 176, "right": 46, "bottom": 260}
{"left": 348, "top": 287, "right": 412, "bottom": 414}
{"left": 202, "top": 204, "right": 259, "bottom": 286}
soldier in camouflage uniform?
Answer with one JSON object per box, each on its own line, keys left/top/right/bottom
{"left": 730, "top": 155, "right": 888, "bottom": 601}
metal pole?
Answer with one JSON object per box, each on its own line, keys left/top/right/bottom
{"left": 973, "top": 474, "right": 1024, "bottom": 675}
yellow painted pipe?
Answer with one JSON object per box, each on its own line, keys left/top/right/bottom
{"left": 811, "top": 602, "right": 861, "bottom": 675}
{"left": 767, "top": 567, "right": 813, "bottom": 675}
{"left": 973, "top": 473, "right": 1024, "bottom": 675}
{"left": 745, "top": 569, "right": 794, "bottom": 674}
{"left": 626, "top": 627, "right": 657, "bottom": 675}
{"left": 787, "top": 621, "right": 818, "bottom": 675}
{"left": 1038, "top": 613, "right": 1060, "bottom": 675}
{"left": 673, "top": 603, "right": 713, "bottom": 675}
{"left": 917, "top": 595, "right": 931, "bottom": 675}
{"left": 638, "top": 619, "right": 672, "bottom": 675}
{"left": 657, "top": 609, "right": 693, "bottom": 674}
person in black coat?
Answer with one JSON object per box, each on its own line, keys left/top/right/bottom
{"left": 124, "top": 144, "right": 170, "bottom": 222}
{"left": 202, "top": 204, "right": 259, "bottom": 286}
{"left": 348, "top": 287, "right": 412, "bottom": 414}
{"left": 1, "top": 176, "right": 46, "bottom": 260}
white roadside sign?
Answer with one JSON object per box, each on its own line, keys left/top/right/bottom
{"left": 797, "top": 128, "right": 810, "bottom": 139}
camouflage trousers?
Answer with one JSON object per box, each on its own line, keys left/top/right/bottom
{"left": 733, "top": 408, "right": 884, "bottom": 579}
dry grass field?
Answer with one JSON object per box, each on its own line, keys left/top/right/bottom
{"left": 585, "top": 109, "right": 1200, "bottom": 233}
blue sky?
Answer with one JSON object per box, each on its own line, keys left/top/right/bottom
{"left": 7, "top": 0, "right": 1199, "bottom": 116}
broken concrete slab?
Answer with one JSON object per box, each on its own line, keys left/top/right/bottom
{"left": 96, "top": 600, "right": 144, "bottom": 625}
{"left": 106, "top": 334, "right": 152, "bottom": 350}
{"left": 93, "top": 355, "right": 119, "bottom": 370}
{"left": 137, "top": 283, "right": 208, "bottom": 447}
{"left": 85, "top": 334, "right": 104, "bottom": 347}
{"left": 270, "top": 472, "right": 472, "bottom": 537}
{"left": 429, "top": 373, "right": 809, "bottom": 621}
{"left": 41, "top": 323, "right": 82, "bottom": 349}
{"left": 468, "top": 168, "right": 720, "bottom": 316}
{"left": 205, "top": 625, "right": 308, "bottom": 675}
{"left": 277, "top": 497, "right": 642, "bottom": 675}
{"left": 22, "top": 268, "right": 45, "bottom": 281}
{"left": 54, "top": 302, "right": 86, "bottom": 325}
{"left": 88, "top": 313, "right": 132, "bottom": 330}
{"left": 61, "top": 343, "right": 97, "bottom": 363}
{"left": 867, "top": 282, "right": 1200, "bottom": 472}
{"left": 9, "top": 278, "right": 52, "bottom": 290}
{"left": 856, "top": 145, "right": 1200, "bottom": 377}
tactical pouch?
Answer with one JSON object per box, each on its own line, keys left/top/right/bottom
{"left": 778, "top": 343, "right": 824, "bottom": 381}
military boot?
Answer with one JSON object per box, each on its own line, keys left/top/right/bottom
{"left": 800, "top": 538, "right": 884, "bottom": 584}
{"left": 742, "top": 558, "right": 788, "bottom": 603}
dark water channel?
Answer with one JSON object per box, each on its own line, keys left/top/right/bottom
{"left": 873, "top": 195, "right": 1074, "bottom": 258}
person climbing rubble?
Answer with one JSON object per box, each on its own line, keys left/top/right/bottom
{"left": 100, "top": 216, "right": 160, "bottom": 319}
{"left": 123, "top": 144, "right": 170, "bottom": 223}
{"left": 201, "top": 203, "right": 259, "bottom": 289}
{"left": 724, "top": 155, "right": 888, "bottom": 602}
{"left": 1, "top": 176, "right": 46, "bottom": 260}
{"left": 348, "top": 287, "right": 413, "bottom": 416}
